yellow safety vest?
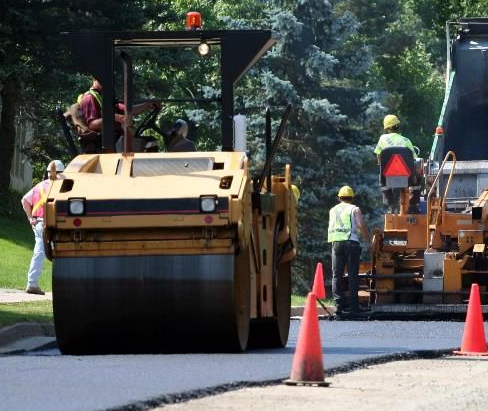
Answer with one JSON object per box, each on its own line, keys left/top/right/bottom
{"left": 373, "top": 133, "right": 417, "bottom": 158}
{"left": 32, "top": 184, "right": 47, "bottom": 215}
{"left": 327, "top": 202, "right": 356, "bottom": 242}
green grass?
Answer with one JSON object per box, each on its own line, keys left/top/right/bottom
{"left": 0, "top": 300, "right": 53, "bottom": 328}
{"left": 0, "top": 216, "right": 52, "bottom": 291}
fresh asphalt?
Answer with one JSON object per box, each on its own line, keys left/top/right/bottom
{"left": 0, "top": 320, "right": 480, "bottom": 411}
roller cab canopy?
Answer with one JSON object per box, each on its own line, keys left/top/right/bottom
{"left": 62, "top": 30, "right": 278, "bottom": 152}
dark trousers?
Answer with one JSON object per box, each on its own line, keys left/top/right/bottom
{"left": 379, "top": 166, "right": 422, "bottom": 214}
{"left": 332, "top": 241, "right": 361, "bottom": 313}
{"left": 382, "top": 188, "right": 421, "bottom": 213}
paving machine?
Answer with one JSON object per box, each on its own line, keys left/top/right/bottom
{"left": 369, "top": 18, "right": 488, "bottom": 316}
{"left": 44, "top": 22, "right": 298, "bottom": 353}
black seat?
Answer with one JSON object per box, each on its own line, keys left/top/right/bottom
{"left": 379, "top": 146, "right": 416, "bottom": 188}
{"left": 55, "top": 107, "right": 81, "bottom": 157}
{"left": 55, "top": 105, "right": 102, "bottom": 155}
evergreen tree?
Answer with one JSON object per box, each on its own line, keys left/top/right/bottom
{"left": 0, "top": 0, "right": 173, "bottom": 196}
{"left": 200, "top": 0, "right": 387, "bottom": 272}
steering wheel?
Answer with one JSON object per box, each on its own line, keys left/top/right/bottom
{"left": 134, "top": 104, "right": 164, "bottom": 140}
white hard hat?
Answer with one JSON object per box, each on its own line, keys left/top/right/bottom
{"left": 48, "top": 160, "right": 65, "bottom": 173}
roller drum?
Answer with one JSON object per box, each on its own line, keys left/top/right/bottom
{"left": 53, "top": 254, "right": 250, "bottom": 354}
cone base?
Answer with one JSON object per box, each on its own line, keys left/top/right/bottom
{"left": 453, "top": 350, "right": 488, "bottom": 356}
{"left": 283, "top": 379, "right": 330, "bottom": 387}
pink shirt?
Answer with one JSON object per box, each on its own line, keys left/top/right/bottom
{"left": 80, "top": 92, "right": 125, "bottom": 135}
{"left": 22, "top": 180, "right": 50, "bottom": 218}
{"left": 80, "top": 93, "right": 102, "bottom": 126}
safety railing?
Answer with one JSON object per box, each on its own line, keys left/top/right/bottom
{"left": 426, "top": 150, "right": 456, "bottom": 249}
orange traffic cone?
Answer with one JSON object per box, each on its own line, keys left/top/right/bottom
{"left": 284, "top": 292, "right": 329, "bottom": 386}
{"left": 312, "top": 262, "right": 326, "bottom": 300}
{"left": 454, "top": 283, "right": 488, "bottom": 356}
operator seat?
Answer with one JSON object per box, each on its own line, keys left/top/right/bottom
{"left": 58, "top": 104, "right": 102, "bottom": 154}
{"left": 55, "top": 107, "right": 80, "bottom": 157}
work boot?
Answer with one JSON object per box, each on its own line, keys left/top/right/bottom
{"left": 26, "top": 286, "right": 45, "bottom": 295}
{"left": 333, "top": 309, "right": 352, "bottom": 321}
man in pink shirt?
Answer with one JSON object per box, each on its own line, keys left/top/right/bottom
{"left": 79, "top": 77, "right": 157, "bottom": 151}
{"left": 21, "top": 160, "right": 65, "bottom": 295}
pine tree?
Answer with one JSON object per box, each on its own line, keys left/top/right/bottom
{"left": 180, "top": 0, "right": 387, "bottom": 274}
{"left": 229, "top": 0, "right": 385, "bottom": 270}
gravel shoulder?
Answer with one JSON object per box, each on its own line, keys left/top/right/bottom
{"left": 155, "top": 356, "right": 488, "bottom": 411}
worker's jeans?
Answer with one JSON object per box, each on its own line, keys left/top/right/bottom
{"left": 26, "top": 221, "right": 45, "bottom": 288}
{"left": 331, "top": 240, "right": 360, "bottom": 313}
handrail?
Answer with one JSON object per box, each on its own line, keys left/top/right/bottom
{"left": 426, "top": 150, "right": 457, "bottom": 249}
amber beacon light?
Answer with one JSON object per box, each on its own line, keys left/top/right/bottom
{"left": 186, "top": 12, "right": 202, "bottom": 30}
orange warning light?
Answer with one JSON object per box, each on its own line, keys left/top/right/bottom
{"left": 186, "top": 12, "right": 202, "bottom": 30}
{"left": 435, "top": 126, "right": 444, "bottom": 135}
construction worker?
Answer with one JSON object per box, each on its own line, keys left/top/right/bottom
{"left": 79, "top": 77, "right": 158, "bottom": 151}
{"left": 165, "top": 119, "right": 196, "bottom": 152}
{"left": 21, "top": 160, "right": 65, "bottom": 295}
{"left": 328, "top": 186, "right": 371, "bottom": 316}
{"left": 374, "top": 114, "right": 421, "bottom": 213}
{"left": 291, "top": 184, "right": 300, "bottom": 202}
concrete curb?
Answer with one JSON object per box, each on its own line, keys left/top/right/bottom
{"left": 0, "top": 322, "right": 55, "bottom": 346}
{"left": 0, "top": 322, "right": 56, "bottom": 354}
{"left": 290, "top": 306, "right": 335, "bottom": 317}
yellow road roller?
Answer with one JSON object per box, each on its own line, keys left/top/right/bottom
{"left": 45, "top": 26, "right": 298, "bottom": 353}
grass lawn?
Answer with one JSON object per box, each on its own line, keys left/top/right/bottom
{"left": 0, "top": 216, "right": 52, "bottom": 291}
{"left": 0, "top": 300, "right": 53, "bottom": 328}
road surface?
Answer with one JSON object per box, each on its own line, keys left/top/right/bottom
{"left": 0, "top": 320, "right": 479, "bottom": 411}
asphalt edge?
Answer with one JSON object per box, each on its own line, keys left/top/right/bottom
{"left": 291, "top": 306, "right": 335, "bottom": 317}
{"left": 105, "top": 348, "right": 456, "bottom": 411}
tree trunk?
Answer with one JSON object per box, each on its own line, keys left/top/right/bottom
{"left": 0, "top": 76, "right": 19, "bottom": 199}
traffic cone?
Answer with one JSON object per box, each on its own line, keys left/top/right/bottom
{"left": 312, "top": 262, "right": 326, "bottom": 300}
{"left": 454, "top": 283, "right": 488, "bottom": 356}
{"left": 284, "top": 292, "right": 329, "bottom": 386}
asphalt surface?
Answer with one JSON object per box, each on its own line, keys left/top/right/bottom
{"left": 1, "top": 320, "right": 481, "bottom": 411}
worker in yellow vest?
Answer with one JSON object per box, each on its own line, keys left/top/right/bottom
{"left": 21, "top": 160, "right": 65, "bottom": 295}
{"left": 374, "top": 114, "right": 421, "bottom": 213}
{"left": 327, "top": 186, "right": 371, "bottom": 316}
